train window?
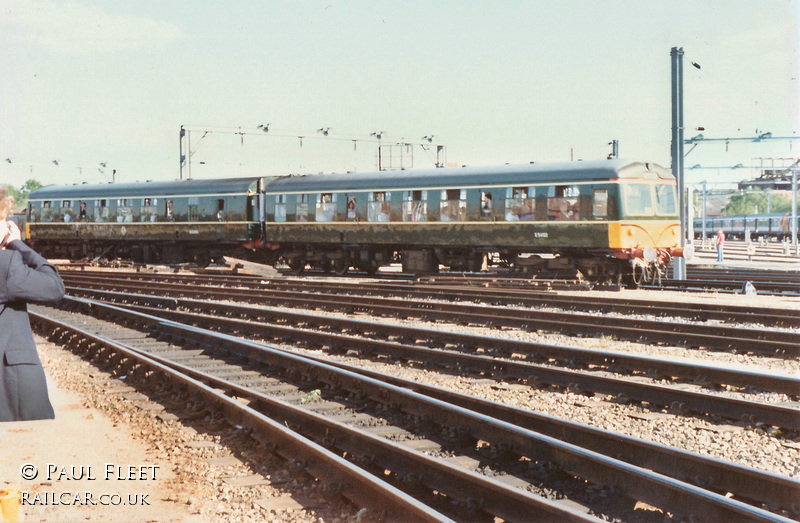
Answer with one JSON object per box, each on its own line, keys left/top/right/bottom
{"left": 480, "top": 192, "right": 493, "bottom": 217}
{"left": 402, "top": 190, "right": 427, "bottom": 222}
{"left": 592, "top": 189, "right": 608, "bottom": 218}
{"left": 346, "top": 196, "right": 357, "bottom": 220}
{"left": 622, "top": 184, "right": 653, "bottom": 216}
{"left": 296, "top": 194, "right": 309, "bottom": 222}
{"left": 165, "top": 200, "right": 174, "bottom": 221}
{"left": 187, "top": 197, "right": 199, "bottom": 222}
{"left": 505, "top": 187, "right": 533, "bottom": 221}
{"left": 117, "top": 198, "right": 133, "bottom": 223}
{"left": 440, "top": 189, "right": 466, "bottom": 222}
{"left": 94, "top": 199, "right": 110, "bottom": 222}
{"left": 274, "top": 195, "right": 286, "bottom": 223}
{"left": 139, "top": 198, "right": 155, "bottom": 222}
{"left": 316, "top": 193, "right": 336, "bottom": 222}
{"left": 59, "top": 200, "right": 74, "bottom": 222}
{"left": 368, "top": 192, "right": 391, "bottom": 222}
{"left": 654, "top": 184, "right": 677, "bottom": 216}
{"left": 546, "top": 186, "right": 579, "bottom": 221}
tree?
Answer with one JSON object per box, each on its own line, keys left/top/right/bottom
{"left": 723, "top": 191, "right": 792, "bottom": 215}
{"left": 8, "top": 179, "right": 44, "bottom": 208}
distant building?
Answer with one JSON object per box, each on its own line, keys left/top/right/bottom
{"left": 738, "top": 158, "right": 798, "bottom": 190}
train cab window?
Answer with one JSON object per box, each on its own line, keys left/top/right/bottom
{"left": 116, "top": 198, "right": 133, "bottom": 223}
{"left": 140, "top": 198, "right": 156, "bottom": 222}
{"left": 316, "top": 193, "right": 336, "bottom": 222}
{"left": 94, "top": 199, "right": 110, "bottom": 222}
{"left": 187, "top": 197, "right": 199, "bottom": 222}
{"left": 654, "top": 184, "right": 677, "bottom": 216}
{"left": 402, "top": 190, "right": 427, "bottom": 222}
{"left": 622, "top": 184, "right": 653, "bottom": 216}
{"left": 548, "top": 185, "right": 580, "bottom": 221}
{"left": 368, "top": 191, "right": 391, "bottom": 222}
{"left": 505, "top": 187, "right": 534, "bottom": 221}
{"left": 592, "top": 189, "right": 608, "bottom": 219}
{"left": 28, "top": 203, "right": 34, "bottom": 222}
{"left": 217, "top": 199, "right": 225, "bottom": 221}
{"left": 274, "top": 195, "right": 287, "bottom": 223}
{"left": 440, "top": 189, "right": 466, "bottom": 222}
{"left": 296, "top": 194, "right": 309, "bottom": 222}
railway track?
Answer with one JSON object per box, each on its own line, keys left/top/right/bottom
{"left": 59, "top": 273, "right": 800, "bottom": 357}
{"left": 62, "top": 287, "right": 800, "bottom": 429}
{"left": 661, "top": 266, "right": 800, "bottom": 295}
{"left": 59, "top": 270, "right": 800, "bottom": 328}
{"left": 29, "top": 299, "right": 800, "bottom": 522}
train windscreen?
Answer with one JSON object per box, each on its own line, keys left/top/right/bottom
{"left": 654, "top": 184, "right": 677, "bottom": 216}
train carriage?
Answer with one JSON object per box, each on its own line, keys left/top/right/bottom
{"left": 26, "top": 177, "right": 264, "bottom": 265}
{"left": 259, "top": 159, "right": 684, "bottom": 284}
{"left": 693, "top": 212, "right": 798, "bottom": 241}
{"left": 25, "top": 159, "right": 687, "bottom": 285}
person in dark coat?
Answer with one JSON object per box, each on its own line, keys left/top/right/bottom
{"left": 0, "top": 187, "right": 65, "bottom": 421}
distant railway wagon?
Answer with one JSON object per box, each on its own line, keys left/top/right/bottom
{"left": 692, "top": 213, "right": 798, "bottom": 241}
{"left": 26, "top": 159, "right": 688, "bottom": 285}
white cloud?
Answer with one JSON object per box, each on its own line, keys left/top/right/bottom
{"left": 2, "top": 0, "right": 182, "bottom": 54}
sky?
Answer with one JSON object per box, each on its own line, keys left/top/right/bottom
{"left": 1, "top": 0, "right": 798, "bottom": 190}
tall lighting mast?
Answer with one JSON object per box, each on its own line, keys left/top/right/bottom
{"left": 670, "top": 47, "right": 686, "bottom": 280}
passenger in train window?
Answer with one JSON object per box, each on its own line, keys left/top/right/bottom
{"left": 0, "top": 186, "right": 65, "bottom": 421}
{"left": 377, "top": 202, "right": 390, "bottom": 222}
{"left": 480, "top": 192, "right": 492, "bottom": 217}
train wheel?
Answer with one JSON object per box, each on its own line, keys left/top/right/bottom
{"left": 287, "top": 258, "right": 306, "bottom": 275}
{"left": 195, "top": 252, "right": 211, "bottom": 268}
{"left": 333, "top": 258, "right": 349, "bottom": 275}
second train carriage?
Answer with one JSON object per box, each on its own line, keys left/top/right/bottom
{"left": 25, "top": 159, "right": 688, "bottom": 284}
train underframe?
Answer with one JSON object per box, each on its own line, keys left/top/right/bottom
{"left": 33, "top": 238, "right": 673, "bottom": 287}
{"left": 31, "top": 239, "right": 246, "bottom": 268}
{"left": 267, "top": 243, "right": 673, "bottom": 287}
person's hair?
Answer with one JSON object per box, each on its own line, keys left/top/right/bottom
{"left": 0, "top": 186, "right": 15, "bottom": 220}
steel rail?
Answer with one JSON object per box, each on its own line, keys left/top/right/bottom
{"left": 59, "top": 278, "right": 800, "bottom": 357}
{"left": 32, "top": 310, "right": 595, "bottom": 523}
{"left": 65, "top": 287, "right": 800, "bottom": 399}
{"left": 85, "top": 296, "right": 800, "bottom": 431}
{"left": 48, "top": 294, "right": 800, "bottom": 512}
{"left": 38, "top": 298, "right": 796, "bottom": 523}
{"left": 60, "top": 271, "right": 800, "bottom": 327}
{"left": 27, "top": 313, "right": 450, "bottom": 523}
{"left": 294, "top": 345, "right": 800, "bottom": 515}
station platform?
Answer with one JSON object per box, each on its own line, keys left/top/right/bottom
{"left": 0, "top": 339, "right": 205, "bottom": 523}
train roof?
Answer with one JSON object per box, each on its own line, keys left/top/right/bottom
{"left": 263, "top": 159, "right": 673, "bottom": 193}
{"left": 29, "top": 176, "right": 263, "bottom": 200}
